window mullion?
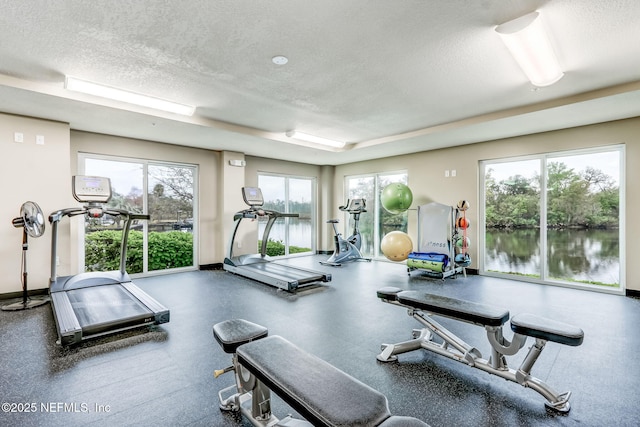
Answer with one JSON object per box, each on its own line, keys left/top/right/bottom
{"left": 540, "top": 157, "right": 548, "bottom": 282}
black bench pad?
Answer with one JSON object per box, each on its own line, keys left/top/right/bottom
{"left": 377, "top": 286, "right": 403, "bottom": 301}
{"left": 395, "top": 291, "right": 510, "bottom": 327}
{"left": 511, "top": 313, "right": 584, "bottom": 346}
{"left": 213, "top": 319, "right": 268, "bottom": 354}
{"left": 237, "top": 335, "right": 429, "bottom": 427}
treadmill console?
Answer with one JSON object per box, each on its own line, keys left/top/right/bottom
{"left": 72, "top": 175, "right": 112, "bottom": 203}
{"left": 242, "top": 187, "right": 264, "bottom": 207}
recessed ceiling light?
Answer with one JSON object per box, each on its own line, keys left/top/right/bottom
{"left": 272, "top": 55, "right": 288, "bottom": 65}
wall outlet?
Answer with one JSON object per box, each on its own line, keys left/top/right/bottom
{"left": 14, "top": 132, "right": 23, "bottom": 143}
{"left": 36, "top": 135, "right": 45, "bottom": 145}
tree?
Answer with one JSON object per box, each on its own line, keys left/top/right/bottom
{"left": 148, "top": 167, "right": 194, "bottom": 222}
{"left": 485, "top": 162, "right": 618, "bottom": 229}
{"left": 149, "top": 166, "right": 194, "bottom": 202}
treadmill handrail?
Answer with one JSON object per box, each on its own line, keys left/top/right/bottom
{"left": 49, "top": 207, "right": 149, "bottom": 222}
{"left": 104, "top": 208, "right": 150, "bottom": 221}
{"left": 49, "top": 207, "right": 86, "bottom": 223}
{"left": 227, "top": 206, "right": 299, "bottom": 260}
{"left": 260, "top": 212, "right": 299, "bottom": 256}
{"left": 49, "top": 205, "right": 150, "bottom": 281}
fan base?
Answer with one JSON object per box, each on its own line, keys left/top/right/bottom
{"left": 1, "top": 297, "right": 50, "bottom": 311}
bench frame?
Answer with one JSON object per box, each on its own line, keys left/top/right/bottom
{"left": 214, "top": 319, "right": 429, "bottom": 427}
{"left": 377, "top": 289, "right": 583, "bottom": 413}
{"left": 216, "top": 347, "right": 318, "bottom": 427}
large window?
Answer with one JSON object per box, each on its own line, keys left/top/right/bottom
{"left": 80, "top": 154, "right": 197, "bottom": 275}
{"left": 346, "top": 172, "right": 408, "bottom": 258}
{"left": 481, "top": 146, "right": 624, "bottom": 292}
{"left": 258, "top": 174, "right": 316, "bottom": 256}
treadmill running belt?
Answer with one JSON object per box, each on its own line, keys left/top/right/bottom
{"left": 66, "top": 284, "right": 151, "bottom": 328}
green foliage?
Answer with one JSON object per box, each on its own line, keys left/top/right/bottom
{"left": 85, "top": 230, "right": 126, "bottom": 272}
{"left": 149, "top": 231, "right": 193, "bottom": 271}
{"left": 259, "top": 239, "right": 311, "bottom": 256}
{"left": 85, "top": 230, "right": 193, "bottom": 273}
{"left": 485, "top": 163, "right": 619, "bottom": 229}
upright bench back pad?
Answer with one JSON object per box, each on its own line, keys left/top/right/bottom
{"left": 237, "top": 335, "right": 392, "bottom": 427}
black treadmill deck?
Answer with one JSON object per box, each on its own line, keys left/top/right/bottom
{"left": 50, "top": 273, "right": 170, "bottom": 345}
{"left": 67, "top": 284, "right": 153, "bottom": 331}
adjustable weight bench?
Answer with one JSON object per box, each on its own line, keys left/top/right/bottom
{"left": 377, "top": 287, "right": 584, "bottom": 413}
{"left": 213, "top": 318, "right": 429, "bottom": 427}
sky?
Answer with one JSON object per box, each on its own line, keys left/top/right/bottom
{"left": 485, "top": 149, "right": 621, "bottom": 185}
{"left": 83, "top": 158, "right": 143, "bottom": 196}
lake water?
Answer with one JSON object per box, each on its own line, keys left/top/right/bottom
{"left": 485, "top": 228, "right": 620, "bottom": 286}
{"left": 263, "top": 221, "right": 621, "bottom": 287}
{"left": 259, "top": 220, "right": 313, "bottom": 249}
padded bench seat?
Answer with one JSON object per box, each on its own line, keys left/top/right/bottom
{"left": 511, "top": 313, "right": 584, "bottom": 346}
{"left": 213, "top": 318, "right": 268, "bottom": 353}
{"left": 378, "top": 287, "right": 510, "bottom": 327}
{"left": 237, "top": 335, "right": 429, "bottom": 427}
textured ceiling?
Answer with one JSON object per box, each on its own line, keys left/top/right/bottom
{"left": 1, "top": 0, "right": 640, "bottom": 165}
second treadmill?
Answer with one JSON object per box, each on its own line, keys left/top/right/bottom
{"left": 223, "top": 187, "right": 331, "bottom": 292}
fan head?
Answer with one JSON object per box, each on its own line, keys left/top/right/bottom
{"left": 13, "top": 201, "right": 45, "bottom": 238}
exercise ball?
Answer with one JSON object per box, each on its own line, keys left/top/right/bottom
{"left": 456, "top": 217, "right": 470, "bottom": 229}
{"left": 455, "top": 236, "right": 471, "bottom": 248}
{"left": 457, "top": 200, "right": 470, "bottom": 211}
{"left": 381, "top": 231, "right": 413, "bottom": 262}
{"left": 381, "top": 183, "right": 413, "bottom": 214}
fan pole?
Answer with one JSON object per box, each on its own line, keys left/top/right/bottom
{"left": 2, "top": 204, "right": 50, "bottom": 311}
{"left": 21, "top": 230, "right": 28, "bottom": 305}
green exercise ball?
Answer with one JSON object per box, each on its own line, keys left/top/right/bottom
{"left": 381, "top": 183, "right": 413, "bottom": 214}
{"left": 455, "top": 236, "right": 471, "bottom": 248}
{"left": 381, "top": 231, "right": 413, "bottom": 262}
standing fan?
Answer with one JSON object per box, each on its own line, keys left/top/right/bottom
{"left": 1, "top": 201, "right": 50, "bottom": 311}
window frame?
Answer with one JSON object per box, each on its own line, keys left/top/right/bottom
{"left": 345, "top": 170, "right": 409, "bottom": 259}
{"left": 479, "top": 145, "right": 625, "bottom": 294}
{"left": 257, "top": 172, "right": 318, "bottom": 257}
{"left": 78, "top": 152, "right": 199, "bottom": 276}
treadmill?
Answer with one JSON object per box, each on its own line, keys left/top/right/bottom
{"left": 49, "top": 176, "right": 170, "bottom": 346}
{"left": 223, "top": 187, "right": 331, "bottom": 292}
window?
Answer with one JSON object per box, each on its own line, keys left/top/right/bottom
{"left": 258, "top": 174, "right": 316, "bottom": 256}
{"left": 346, "top": 172, "right": 408, "bottom": 258}
{"left": 80, "top": 154, "right": 197, "bottom": 274}
{"left": 480, "top": 146, "right": 624, "bottom": 292}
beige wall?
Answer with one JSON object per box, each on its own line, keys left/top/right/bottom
{"left": 335, "top": 117, "right": 639, "bottom": 291}
{"left": 0, "top": 113, "right": 71, "bottom": 294}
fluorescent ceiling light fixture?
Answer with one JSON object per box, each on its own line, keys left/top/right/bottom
{"left": 495, "top": 11, "right": 564, "bottom": 87}
{"left": 285, "top": 131, "right": 345, "bottom": 148}
{"left": 65, "top": 76, "right": 195, "bottom": 116}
